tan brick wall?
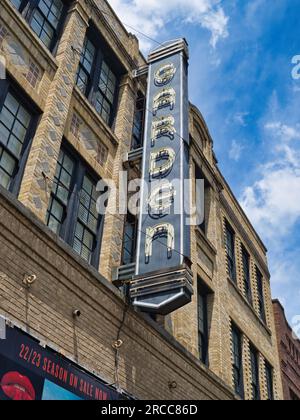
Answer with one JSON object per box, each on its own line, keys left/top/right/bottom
{"left": 0, "top": 188, "right": 235, "bottom": 400}
{"left": 169, "top": 106, "right": 283, "bottom": 399}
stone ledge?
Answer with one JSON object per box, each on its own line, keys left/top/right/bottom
{"left": 73, "top": 87, "right": 119, "bottom": 148}
{"left": 2, "top": 0, "right": 58, "bottom": 76}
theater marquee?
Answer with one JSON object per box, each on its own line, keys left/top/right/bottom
{"left": 131, "top": 39, "right": 193, "bottom": 315}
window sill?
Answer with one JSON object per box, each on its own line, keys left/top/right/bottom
{"left": 4, "top": 1, "right": 58, "bottom": 76}
{"left": 73, "top": 87, "right": 119, "bottom": 148}
{"left": 195, "top": 226, "right": 217, "bottom": 256}
{"left": 227, "top": 277, "right": 272, "bottom": 337}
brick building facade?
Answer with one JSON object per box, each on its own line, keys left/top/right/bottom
{"left": 273, "top": 300, "right": 300, "bottom": 400}
{"left": 0, "top": 0, "right": 283, "bottom": 400}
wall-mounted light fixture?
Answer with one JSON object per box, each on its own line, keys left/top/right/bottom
{"left": 23, "top": 274, "right": 37, "bottom": 287}
{"left": 72, "top": 309, "right": 81, "bottom": 318}
{"left": 112, "top": 339, "right": 123, "bottom": 350}
{"left": 168, "top": 381, "right": 177, "bottom": 391}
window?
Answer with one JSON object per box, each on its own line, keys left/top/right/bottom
{"left": 198, "top": 281, "right": 209, "bottom": 366}
{"left": 194, "top": 124, "right": 204, "bottom": 150}
{"left": 10, "top": 0, "right": 68, "bottom": 51}
{"left": 231, "top": 323, "right": 244, "bottom": 398}
{"left": 95, "top": 61, "right": 117, "bottom": 124}
{"left": 195, "top": 165, "right": 210, "bottom": 235}
{"left": 131, "top": 92, "right": 146, "bottom": 150}
{"left": 46, "top": 149, "right": 74, "bottom": 235}
{"left": 76, "top": 38, "right": 96, "bottom": 97}
{"left": 46, "top": 144, "right": 104, "bottom": 267}
{"left": 73, "top": 175, "right": 99, "bottom": 263}
{"left": 265, "top": 362, "right": 274, "bottom": 400}
{"left": 122, "top": 213, "right": 137, "bottom": 265}
{"left": 225, "top": 221, "right": 236, "bottom": 283}
{"left": 250, "top": 345, "right": 260, "bottom": 400}
{"left": 76, "top": 25, "right": 122, "bottom": 127}
{"left": 0, "top": 81, "right": 38, "bottom": 194}
{"left": 256, "top": 267, "right": 266, "bottom": 323}
{"left": 242, "top": 245, "right": 252, "bottom": 304}
{"left": 30, "top": 0, "right": 64, "bottom": 49}
{"left": 11, "top": 0, "right": 22, "bottom": 8}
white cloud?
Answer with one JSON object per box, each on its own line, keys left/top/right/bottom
{"left": 108, "top": 0, "right": 229, "bottom": 52}
{"left": 240, "top": 121, "right": 300, "bottom": 236}
{"left": 240, "top": 114, "right": 300, "bottom": 240}
{"left": 233, "top": 112, "right": 249, "bottom": 127}
{"left": 269, "top": 247, "right": 300, "bottom": 324}
{"left": 229, "top": 139, "right": 244, "bottom": 161}
{"left": 265, "top": 121, "right": 300, "bottom": 141}
{"left": 241, "top": 163, "right": 300, "bottom": 238}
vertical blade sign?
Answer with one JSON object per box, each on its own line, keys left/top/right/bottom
{"left": 130, "top": 39, "right": 193, "bottom": 315}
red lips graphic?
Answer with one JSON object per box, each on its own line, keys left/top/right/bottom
{"left": 1, "top": 372, "right": 36, "bottom": 400}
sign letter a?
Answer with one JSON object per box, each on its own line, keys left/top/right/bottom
{"left": 145, "top": 223, "right": 175, "bottom": 263}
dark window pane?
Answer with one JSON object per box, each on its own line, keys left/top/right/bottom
{"left": 0, "top": 170, "right": 12, "bottom": 189}
{"left": 17, "top": 105, "right": 31, "bottom": 127}
{"left": 30, "top": 0, "right": 64, "bottom": 49}
{"left": 72, "top": 175, "right": 99, "bottom": 263}
{"left": 7, "top": 135, "right": 23, "bottom": 158}
{"left": 95, "top": 91, "right": 111, "bottom": 124}
{"left": 0, "top": 148, "right": 16, "bottom": 189}
{"left": 5, "top": 93, "right": 19, "bottom": 113}
{"left": 226, "top": 222, "right": 236, "bottom": 282}
{"left": 198, "top": 284, "right": 209, "bottom": 366}
{"left": 0, "top": 108, "right": 15, "bottom": 132}
{"left": 95, "top": 61, "right": 117, "bottom": 124}
{"left": 48, "top": 213, "right": 61, "bottom": 235}
{"left": 132, "top": 93, "right": 145, "bottom": 149}
{"left": 76, "top": 69, "right": 89, "bottom": 94}
{"left": 12, "top": 121, "right": 27, "bottom": 142}
{"left": 10, "top": 0, "right": 22, "bottom": 9}
{"left": 81, "top": 38, "right": 96, "bottom": 73}
{"left": 76, "top": 37, "right": 96, "bottom": 94}
{"left": 0, "top": 123, "right": 10, "bottom": 145}
{"left": 39, "top": 0, "right": 63, "bottom": 29}
{"left": 122, "top": 214, "right": 137, "bottom": 265}
{"left": 232, "top": 324, "right": 244, "bottom": 398}
{"left": 265, "top": 363, "right": 274, "bottom": 400}
{"left": 46, "top": 149, "right": 75, "bottom": 234}
{"left": 0, "top": 91, "right": 32, "bottom": 192}
{"left": 256, "top": 268, "right": 266, "bottom": 323}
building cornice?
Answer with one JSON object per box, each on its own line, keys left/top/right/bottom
{"left": 273, "top": 299, "right": 300, "bottom": 344}
{"left": 83, "top": 0, "right": 144, "bottom": 72}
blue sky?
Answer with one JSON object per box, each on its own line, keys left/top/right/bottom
{"left": 109, "top": 0, "right": 300, "bottom": 325}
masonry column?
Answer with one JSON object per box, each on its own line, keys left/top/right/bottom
{"left": 169, "top": 161, "right": 198, "bottom": 357}
{"left": 242, "top": 336, "right": 252, "bottom": 400}
{"left": 18, "top": 2, "right": 89, "bottom": 220}
{"left": 99, "top": 73, "right": 136, "bottom": 280}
